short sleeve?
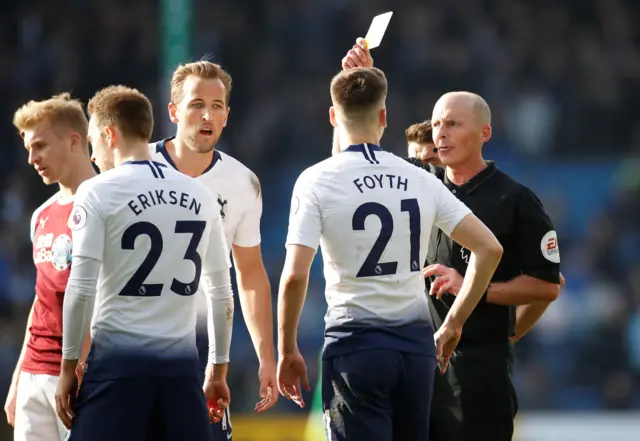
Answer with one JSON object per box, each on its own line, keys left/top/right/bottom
{"left": 232, "top": 173, "right": 262, "bottom": 248}
{"left": 433, "top": 181, "right": 472, "bottom": 236}
{"left": 69, "top": 182, "right": 106, "bottom": 261}
{"left": 203, "top": 208, "right": 232, "bottom": 279}
{"left": 514, "top": 186, "right": 560, "bottom": 284}
{"left": 285, "top": 172, "right": 322, "bottom": 250}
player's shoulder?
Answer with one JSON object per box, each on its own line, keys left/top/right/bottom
{"left": 30, "top": 192, "right": 62, "bottom": 237}
{"left": 293, "top": 157, "right": 336, "bottom": 188}
{"left": 216, "top": 149, "right": 261, "bottom": 195}
{"left": 217, "top": 150, "right": 259, "bottom": 180}
{"left": 77, "top": 168, "right": 119, "bottom": 193}
{"left": 32, "top": 192, "right": 62, "bottom": 217}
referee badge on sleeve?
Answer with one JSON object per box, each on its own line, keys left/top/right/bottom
{"left": 540, "top": 230, "right": 560, "bottom": 263}
{"left": 69, "top": 205, "right": 88, "bottom": 231}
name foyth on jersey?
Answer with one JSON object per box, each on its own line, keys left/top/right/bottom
{"left": 353, "top": 173, "right": 409, "bottom": 193}
{"left": 127, "top": 189, "right": 203, "bottom": 216}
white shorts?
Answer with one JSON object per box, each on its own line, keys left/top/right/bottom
{"left": 14, "top": 371, "right": 67, "bottom": 441}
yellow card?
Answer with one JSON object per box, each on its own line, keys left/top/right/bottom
{"left": 364, "top": 11, "right": 393, "bottom": 49}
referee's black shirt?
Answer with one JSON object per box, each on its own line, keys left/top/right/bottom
{"left": 421, "top": 161, "right": 561, "bottom": 344}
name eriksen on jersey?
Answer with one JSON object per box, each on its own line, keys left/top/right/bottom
{"left": 353, "top": 174, "right": 408, "bottom": 194}
{"left": 127, "top": 190, "right": 202, "bottom": 216}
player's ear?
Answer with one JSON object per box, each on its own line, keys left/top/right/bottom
{"left": 379, "top": 107, "right": 387, "bottom": 128}
{"left": 329, "top": 106, "right": 337, "bottom": 128}
{"left": 480, "top": 124, "right": 492, "bottom": 144}
{"left": 168, "top": 102, "right": 179, "bottom": 124}
{"left": 69, "top": 131, "right": 82, "bottom": 153}
{"left": 104, "top": 124, "right": 117, "bottom": 148}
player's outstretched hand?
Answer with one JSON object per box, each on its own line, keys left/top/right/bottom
{"left": 204, "top": 377, "right": 231, "bottom": 424}
{"left": 4, "top": 379, "right": 18, "bottom": 427}
{"left": 342, "top": 38, "right": 374, "bottom": 70}
{"left": 423, "top": 264, "right": 463, "bottom": 299}
{"left": 434, "top": 319, "right": 462, "bottom": 375}
{"left": 277, "top": 351, "right": 310, "bottom": 408}
{"left": 255, "top": 360, "right": 278, "bottom": 413}
{"left": 55, "top": 368, "right": 78, "bottom": 430}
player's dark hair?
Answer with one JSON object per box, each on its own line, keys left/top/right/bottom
{"left": 87, "top": 86, "right": 154, "bottom": 141}
{"left": 405, "top": 120, "right": 433, "bottom": 144}
{"left": 330, "top": 67, "right": 388, "bottom": 125}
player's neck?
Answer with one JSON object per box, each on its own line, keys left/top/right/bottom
{"left": 168, "top": 137, "right": 214, "bottom": 178}
{"left": 446, "top": 156, "right": 487, "bottom": 186}
{"left": 338, "top": 130, "right": 381, "bottom": 151}
{"left": 58, "top": 159, "right": 96, "bottom": 199}
{"left": 114, "top": 144, "right": 153, "bottom": 166}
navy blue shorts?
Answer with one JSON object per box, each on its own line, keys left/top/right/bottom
{"left": 322, "top": 348, "right": 436, "bottom": 441}
{"left": 67, "top": 377, "right": 211, "bottom": 441}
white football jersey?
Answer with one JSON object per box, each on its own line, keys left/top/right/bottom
{"left": 150, "top": 138, "right": 262, "bottom": 249}
{"left": 286, "top": 144, "right": 471, "bottom": 330}
{"left": 69, "top": 160, "right": 230, "bottom": 359}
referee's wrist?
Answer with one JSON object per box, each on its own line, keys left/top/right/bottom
{"left": 482, "top": 286, "right": 490, "bottom": 303}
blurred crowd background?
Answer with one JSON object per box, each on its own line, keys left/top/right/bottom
{"left": 0, "top": 0, "right": 639, "bottom": 439}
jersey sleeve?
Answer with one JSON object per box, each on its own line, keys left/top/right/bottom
{"left": 433, "top": 180, "right": 472, "bottom": 236}
{"left": 200, "top": 207, "right": 234, "bottom": 365}
{"left": 69, "top": 182, "right": 106, "bottom": 261}
{"left": 203, "top": 208, "right": 232, "bottom": 276}
{"left": 514, "top": 186, "right": 561, "bottom": 284}
{"left": 232, "top": 173, "right": 262, "bottom": 248}
{"left": 29, "top": 209, "right": 38, "bottom": 243}
{"left": 285, "top": 171, "right": 322, "bottom": 250}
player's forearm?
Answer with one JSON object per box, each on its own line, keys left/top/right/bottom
{"left": 62, "top": 292, "right": 95, "bottom": 362}
{"left": 486, "top": 275, "right": 560, "bottom": 306}
{"left": 447, "top": 248, "right": 502, "bottom": 326}
{"left": 62, "top": 256, "right": 99, "bottom": 362}
{"left": 511, "top": 301, "right": 551, "bottom": 342}
{"left": 206, "top": 287, "right": 234, "bottom": 365}
{"left": 208, "top": 363, "right": 228, "bottom": 380}
{"left": 236, "top": 267, "right": 275, "bottom": 362}
{"left": 277, "top": 275, "right": 308, "bottom": 355}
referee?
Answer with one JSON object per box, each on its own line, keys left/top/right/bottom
{"left": 423, "top": 91, "right": 562, "bottom": 441}
{"left": 343, "top": 41, "right": 563, "bottom": 441}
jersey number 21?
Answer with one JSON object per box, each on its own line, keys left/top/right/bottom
{"left": 353, "top": 198, "right": 421, "bottom": 277}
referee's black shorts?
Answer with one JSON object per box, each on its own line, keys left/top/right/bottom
{"left": 429, "top": 341, "right": 518, "bottom": 441}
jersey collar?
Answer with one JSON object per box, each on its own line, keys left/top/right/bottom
{"left": 444, "top": 161, "right": 497, "bottom": 195}
{"left": 343, "top": 143, "right": 383, "bottom": 153}
{"left": 344, "top": 144, "right": 383, "bottom": 164}
{"left": 154, "top": 136, "right": 222, "bottom": 176}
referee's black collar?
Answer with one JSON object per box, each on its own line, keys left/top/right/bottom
{"left": 444, "top": 161, "right": 498, "bottom": 195}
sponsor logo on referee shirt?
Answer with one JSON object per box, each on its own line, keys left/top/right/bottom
{"left": 540, "top": 230, "right": 560, "bottom": 263}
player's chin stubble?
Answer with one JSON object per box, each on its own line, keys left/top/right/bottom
{"left": 186, "top": 134, "right": 217, "bottom": 154}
